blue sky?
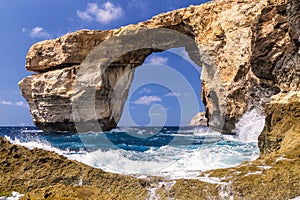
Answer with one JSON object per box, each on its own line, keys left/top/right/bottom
{"left": 0, "top": 0, "right": 208, "bottom": 126}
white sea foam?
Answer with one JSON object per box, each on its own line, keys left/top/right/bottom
{"left": 21, "top": 129, "right": 43, "bottom": 133}
{"left": 275, "top": 156, "right": 291, "bottom": 163}
{"left": 291, "top": 196, "right": 300, "bottom": 200}
{"left": 0, "top": 192, "right": 24, "bottom": 200}
{"left": 5, "top": 116, "right": 261, "bottom": 179}
{"left": 146, "top": 181, "right": 176, "bottom": 200}
{"left": 193, "top": 126, "right": 221, "bottom": 136}
{"left": 5, "top": 133, "right": 259, "bottom": 179}
{"left": 5, "top": 136, "right": 64, "bottom": 155}
{"left": 197, "top": 176, "right": 227, "bottom": 185}
{"left": 234, "top": 109, "right": 265, "bottom": 143}
{"left": 257, "top": 165, "right": 272, "bottom": 170}
{"left": 244, "top": 171, "right": 263, "bottom": 176}
{"left": 63, "top": 141, "right": 258, "bottom": 179}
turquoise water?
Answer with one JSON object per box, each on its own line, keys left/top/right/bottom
{"left": 0, "top": 120, "right": 261, "bottom": 179}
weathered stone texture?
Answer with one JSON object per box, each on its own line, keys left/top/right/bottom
{"left": 19, "top": 0, "right": 300, "bottom": 156}
{"left": 0, "top": 137, "right": 148, "bottom": 199}
{"left": 26, "top": 30, "right": 113, "bottom": 72}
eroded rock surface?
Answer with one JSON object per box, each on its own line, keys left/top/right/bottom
{"left": 0, "top": 137, "right": 148, "bottom": 199}
{"left": 1, "top": 135, "right": 300, "bottom": 199}
{"left": 19, "top": 0, "right": 299, "bottom": 140}
{"left": 258, "top": 0, "right": 300, "bottom": 156}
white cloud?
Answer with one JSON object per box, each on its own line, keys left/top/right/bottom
{"left": 169, "top": 47, "right": 201, "bottom": 71}
{"left": 77, "top": 9, "right": 93, "bottom": 21}
{"left": 170, "top": 47, "right": 190, "bottom": 61}
{"left": 0, "top": 100, "right": 29, "bottom": 108}
{"left": 151, "top": 113, "right": 162, "bottom": 116}
{"left": 138, "top": 88, "right": 152, "bottom": 94}
{"left": 0, "top": 101, "right": 13, "bottom": 106}
{"left": 77, "top": 2, "right": 123, "bottom": 24}
{"left": 133, "top": 96, "right": 162, "bottom": 105}
{"left": 127, "top": 0, "right": 146, "bottom": 9}
{"left": 164, "top": 92, "right": 181, "bottom": 97}
{"left": 23, "top": 27, "right": 51, "bottom": 39}
{"left": 184, "top": 92, "right": 191, "bottom": 96}
{"left": 147, "top": 55, "right": 169, "bottom": 65}
{"left": 15, "top": 101, "right": 29, "bottom": 108}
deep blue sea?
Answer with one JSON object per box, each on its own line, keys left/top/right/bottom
{"left": 0, "top": 110, "right": 265, "bottom": 179}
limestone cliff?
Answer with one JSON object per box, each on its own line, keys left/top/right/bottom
{"left": 19, "top": 0, "right": 299, "bottom": 141}
{"left": 258, "top": 0, "right": 300, "bottom": 156}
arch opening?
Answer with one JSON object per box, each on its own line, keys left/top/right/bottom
{"left": 117, "top": 47, "right": 205, "bottom": 128}
{"left": 91, "top": 49, "right": 260, "bottom": 176}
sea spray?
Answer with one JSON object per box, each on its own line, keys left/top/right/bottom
{"left": 1, "top": 123, "right": 260, "bottom": 179}
{"left": 234, "top": 109, "right": 265, "bottom": 143}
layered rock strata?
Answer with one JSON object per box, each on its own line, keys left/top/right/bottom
{"left": 19, "top": 0, "right": 299, "bottom": 153}
{"left": 258, "top": 0, "right": 300, "bottom": 156}
{"left": 18, "top": 0, "right": 291, "bottom": 134}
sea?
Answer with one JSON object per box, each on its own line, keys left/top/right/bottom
{"left": 0, "top": 110, "right": 265, "bottom": 180}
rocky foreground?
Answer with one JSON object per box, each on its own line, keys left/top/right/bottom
{"left": 0, "top": 137, "right": 148, "bottom": 199}
{"left": 0, "top": 133, "right": 299, "bottom": 199}
{"left": 4, "top": 0, "right": 299, "bottom": 199}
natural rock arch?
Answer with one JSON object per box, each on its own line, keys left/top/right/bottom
{"left": 19, "top": 0, "right": 300, "bottom": 156}
{"left": 71, "top": 28, "right": 207, "bottom": 133}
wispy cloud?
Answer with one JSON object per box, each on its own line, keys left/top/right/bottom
{"left": 151, "top": 113, "right": 162, "bottom": 116}
{"left": 127, "top": 0, "right": 146, "bottom": 9}
{"left": 169, "top": 47, "right": 201, "bottom": 70}
{"left": 15, "top": 101, "right": 29, "bottom": 108}
{"left": 76, "top": 9, "right": 93, "bottom": 21}
{"left": 22, "top": 27, "right": 51, "bottom": 39}
{"left": 77, "top": 2, "right": 123, "bottom": 24}
{"left": 133, "top": 96, "right": 162, "bottom": 105}
{"left": 138, "top": 88, "right": 152, "bottom": 94}
{"left": 0, "top": 101, "right": 13, "bottom": 106}
{"left": 164, "top": 92, "right": 181, "bottom": 97}
{"left": 170, "top": 47, "right": 190, "bottom": 62}
{"left": 0, "top": 100, "right": 29, "bottom": 108}
{"left": 147, "top": 55, "right": 169, "bottom": 65}
{"left": 184, "top": 92, "right": 191, "bottom": 96}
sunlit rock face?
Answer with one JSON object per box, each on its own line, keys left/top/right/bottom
{"left": 189, "top": 112, "right": 208, "bottom": 127}
{"left": 19, "top": 0, "right": 299, "bottom": 148}
{"left": 259, "top": 0, "right": 300, "bottom": 156}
